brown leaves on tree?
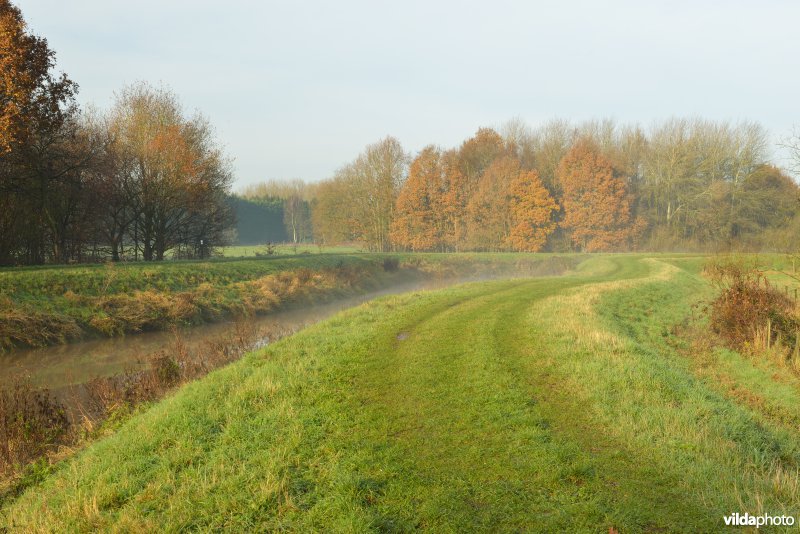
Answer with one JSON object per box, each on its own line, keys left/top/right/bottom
{"left": 390, "top": 146, "right": 444, "bottom": 251}
{"left": 507, "top": 169, "right": 558, "bottom": 252}
{"left": 465, "top": 156, "right": 519, "bottom": 251}
{"left": 0, "top": 1, "right": 74, "bottom": 155}
{"left": 392, "top": 149, "right": 558, "bottom": 252}
{"left": 465, "top": 157, "right": 558, "bottom": 252}
{"left": 557, "top": 140, "right": 644, "bottom": 252}
{"left": 390, "top": 147, "right": 470, "bottom": 252}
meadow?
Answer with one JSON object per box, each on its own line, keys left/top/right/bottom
{"left": 4, "top": 254, "right": 800, "bottom": 532}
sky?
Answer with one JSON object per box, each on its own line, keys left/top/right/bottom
{"left": 17, "top": 0, "right": 800, "bottom": 189}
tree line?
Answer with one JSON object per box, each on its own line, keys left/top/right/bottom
{"left": 4, "top": 0, "right": 797, "bottom": 263}
{"left": 244, "top": 119, "right": 798, "bottom": 253}
{"left": 239, "top": 179, "right": 313, "bottom": 245}
{"left": 0, "top": 1, "right": 233, "bottom": 266}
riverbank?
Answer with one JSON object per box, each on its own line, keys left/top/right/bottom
{"left": 0, "top": 253, "right": 579, "bottom": 502}
{"left": 8, "top": 255, "right": 800, "bottom": 531}
{"left": 0, "top": 253, "right": 579, "bottom": 351}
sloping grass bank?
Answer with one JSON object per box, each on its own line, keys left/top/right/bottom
{"left": 0, "top": 253, "right": 578, "bottom": 351}
{"left": 5, "top": 255, "right": 800, "bottom": 531}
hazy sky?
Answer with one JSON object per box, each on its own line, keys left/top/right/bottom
{"left": 17, "top": 0, "right": 800, "bottom": 189}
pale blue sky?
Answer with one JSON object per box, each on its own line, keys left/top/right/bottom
{"left": 18, "top": 0, "right": 800, "bottom": 188}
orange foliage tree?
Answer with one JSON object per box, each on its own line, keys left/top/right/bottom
{"left": 390, "top": 146, "right": 444, "bottom": 251}
{"left": 506, "top": 169, "right": 559, "bottom": 252}
{"left": 0, "top": 1, "right": 73, "bottom": 154}
{"left": 391, "top": 147, "right": 472, "bottom": 252}
{"left": 458, "top": 127, "right": 506, "bottom": 186}
{"left": 439, "top": 150, "right": 470, "bottom": 251}
{"left": 557, "top": 140, "right": 644, "bottom": 252}
{"left": 465, "top": 157, "right": 519, "bottom": 250}
{"left": 465, "top": 157, "right": 558, "bottom": 252}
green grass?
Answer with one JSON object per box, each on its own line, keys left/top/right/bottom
{"left": 0, "top": 254, "right": 375, "bottom": 301}
{"left": 5, "top": 254, "right": 800, "bottom": 531}
{"left": 0, "top": 254, "right": 394, "bottom": 350}
{"left": 221, "top": 244, "right": 362, "bottom": 257}
{"left": 0, "top": 252, "right": 580, "bottom": 350}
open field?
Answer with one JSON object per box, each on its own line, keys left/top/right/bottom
{"left": 5, "top": 254, "right": 800, "bottom": 531}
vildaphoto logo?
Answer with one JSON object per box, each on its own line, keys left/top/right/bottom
{"left": 723, "top": 512, "right": 795, "bottom": 528}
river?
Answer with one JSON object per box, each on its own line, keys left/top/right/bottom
{"left": 0, "top": 275, "right": 475, "bottom": 393}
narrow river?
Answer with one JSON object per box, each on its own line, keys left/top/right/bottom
{"left": 0, "top": 274, "right": 479, "bottom": 393}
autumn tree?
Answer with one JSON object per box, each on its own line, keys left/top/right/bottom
{"left": 458, "top": 128, "right": 506, "bottom": 185}
{"left": 0, "top": 1, "right": 75, "bottom": 155}
{"left": 312, "top": 137, "right": 407, "bottom": 251}
{"left": 439, "top": 150, "right": 470, "bottom": 251}
{"left": 462, "top": 156, "right": 558, "bottom": 252}
{"left": 465, "top": 157, "right": 520, "bottom": 250}
{"left": 109, "top": 83, "right": 233, "bottom": 261}
{"left": 506, "top": 169, "right": 558, "bottom": 252}
{"left": 390, "top": 146, "right": 446, "bottom": 251}
{"left": 356, "top": 136, "right": 408, "bottom": 251}
{"left": 84, "top": 111, "right": 139, "bottom": 262}
{"left": 0, "top": 0, "right": 84, "bottom": 264}
{"left": 527, "top": 119, "right": 574, "bottom": 194}
{"left": 557, "top": 140, "right": 643, "bottom": 252}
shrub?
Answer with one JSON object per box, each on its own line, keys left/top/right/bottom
{"left": 152, "top": 355, "right": 181, "bottom": 388}
{"left": 705, "top": 259, "right": 800, "bottom": 353}
{"left": 0, "top": 383, "right": 69, "bottom": 476}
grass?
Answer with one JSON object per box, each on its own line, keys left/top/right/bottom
{"left": 220, "top": 244, "right": 362, "bottom": 257}
{"left": 0, "top": 254, "right": 387, "bottom": 350}
{"left": 0, "top": 253, "right": 579, "bottom": 350}
{"left": 0, "top": 254, "right": 377, "bottom": 299}
{"left": 5, "top": 254, "right": 800, "bottom": 531}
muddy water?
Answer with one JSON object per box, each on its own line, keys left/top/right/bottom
{"left": 0, "top": 275, "right": 474, "bottom": 392}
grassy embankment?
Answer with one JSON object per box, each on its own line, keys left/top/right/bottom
{"left": 0, "top": 252, "right": 577, "bottom": 351}
{"left": 5, "top": 254, "right": 800, "bottom": 531}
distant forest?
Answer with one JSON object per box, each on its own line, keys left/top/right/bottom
{"left": 244, "top": 120, "right": 800, "bottom": 254}
{"left": 3, "top": 0, "right": 800, "bottom": 266}
{"left": 229, "top": 197, "right": 287, "bottom": 245}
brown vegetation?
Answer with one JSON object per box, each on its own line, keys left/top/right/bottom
{"left": 705, "top": 259, "right": 800, "bottom": 357}
{"left": 0, "top": 383, "right": 69, "bottom": 477}
{"left": 0, "top": 263, "right": 377, "bottom": 351}
{"left": 0, "top": 310, "right": 82, "bottom": 350}
{"left": 0, "top": 320, "right": 291, "bottom": 496}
